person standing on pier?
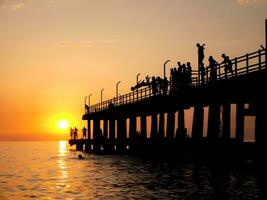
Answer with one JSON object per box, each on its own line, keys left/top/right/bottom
{"left": 74, "top": 126, "right": 78, "bottom": 140}
{"left": 222, "top": 53, "right": 234, "bottom": 77}
{"left": 82, "top": 126, "right": 87, "bottom": 139}
{"left": 208, "top": 56, "right": 219, "bottom": 83}
{"left": 221, "top": 53, "right": 234, "bottom": 78}
{"left": 70, "top": 127, "right": 73, "bottom": 140}
{"left": 196, "top": 43, "right": 205, "bottom": 68}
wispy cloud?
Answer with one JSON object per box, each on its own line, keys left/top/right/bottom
{"left": 49, "top": 39, "right": 118, "bottom": 48}
{"left": 1, "top": 2, "right": 25, "bottom": 11}
{"left": 236, "top": 0, "right": 267, "bottom": 6}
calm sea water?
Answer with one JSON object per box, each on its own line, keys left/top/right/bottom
{"left": 0, "top": 141, "right": 264, "bottom": 199}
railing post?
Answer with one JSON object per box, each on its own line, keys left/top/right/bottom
{"left": 218, "top": 64, "right": 221, "bottom": 80}
{"left": 265, "top": 19, "right": 267, "bottom": 69}
{"left": 235, "top": 57, "right": 237, "bottom": 76}
{"left": 259, "top": 50, "right": 261, "bottom": 70}
{"left": 246, "top": 54, "right": 249, "bottom": 73}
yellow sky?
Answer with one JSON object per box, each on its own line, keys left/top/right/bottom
{"left": 0, "top": 0, "right": 266, "bottom": 140}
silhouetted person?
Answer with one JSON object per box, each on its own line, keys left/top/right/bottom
{"left": 221, "top": 53, "right": 233, "bottom": 78}
{"left": 82, "top": 126, "right": 87, "bottom": 139}
{"left": 70, "top": 128, "right": 73, "bottom": 140}
{"left": 74, "top": 126, "right": 78, "bottom": 140}
{"left": 208, "top": 56, "right": 219, "bottom": 83}
{"left": 162, "top": 77, "right": 168, "bottom": 95}
{"left": 196, "top": 43, "right": 205, "bottom": 68}
{"left": 151, "top": 76, "right": 157, "bottom": 95}
{"left": 199, "top": 63, "right": 206, "bottom": 84}
{"left": 186, "top": 62, "right": 192, "bottom": 85}
{"left": 177, "top": 62, "right": 183, "bottom": 73}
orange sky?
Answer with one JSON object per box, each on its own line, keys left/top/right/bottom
{"left": 0, "top": 0, "right": 266, "bottom": 140}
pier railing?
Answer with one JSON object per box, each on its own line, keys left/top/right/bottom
{"left": 87, "top": 49, "right": 266, "bottom": 114}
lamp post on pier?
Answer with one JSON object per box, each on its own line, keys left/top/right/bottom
{"left": 164, "top": 60, "right": 171, "bottom": 79}
{"left": 101, "top": 88, "right": 104, "bottom": 109}
{"left": 116, "top": 81, "right": 121, "bottom": 105}
{"left": 84, "top": 96, "right": 88, "bottom": 113}
{"left": 88, "top": 93, "right": 93, "bottom": 109}
{"left": 136, "top": 73, "right": 140, "bottom": 85}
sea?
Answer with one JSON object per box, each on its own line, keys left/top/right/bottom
{"left": 0, "top": 141, "right": 264, "bottom": 199}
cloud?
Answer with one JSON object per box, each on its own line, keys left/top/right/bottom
{"left": 49, "top": 39, "right": 118, "bottom": 48}
{"left": 236, "top": 0, "right": 267, "bottom": 6}
{"left": 1, "top": 2, "right": 25, "bottom": 11}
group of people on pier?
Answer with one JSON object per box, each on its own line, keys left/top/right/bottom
{"left": 70, "top": 126, "right": 87, "bottom": 140}
{"left": 197, "top": 43, "right": 234, "bottom": 84}
{"left": 130, "top": 43, "right": 235, "bottom": 95}
{"left": 169, "top": 62, "right": 192, "bottom": 92}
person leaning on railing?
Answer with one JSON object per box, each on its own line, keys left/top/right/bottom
{"left": 221, "top": 53, "right": 234, "bottom": 78}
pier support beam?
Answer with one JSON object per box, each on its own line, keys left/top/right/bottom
{"left": 129, "top": 116, "right": 137, "bottom": 152}
{"left": 87, "top": 120, "right": 91, "bottom": 140}
{"left": 158, "top": 113, "right": 165, "bottom": 139}
{"left": 93, "top": 119, "right": 101, "bottom": 152}
{"left": 236, "top": 103, "right": 244, "bottom": 143}
{"left": 117, "top": 116, "right": 127, "bottom": 153}
{"left": 76, "top": 141, "right": 83, "bottom": 151}
{"left": 129, "top": 116, "right": 137, "bottom": 140}
{"left": 207, "top": 104, "right": 221, "bottom": 142}
{"left": 176, "top": 109, "right": 186, "bottom": 140}
{"left": 102, "top": 119, "right": 108, "bottom": 152}
{"left": 86, "top": 119, "right": 92, "bottom": 152}
{"left": 103, "top": 120, "right": 108, "bottom": 140}
{"left": 108, "top": 118, "right": 115, "bottom": 152}
{"left": 192, "top": 106, "right": 204, "bottom": 142}
{"left": 222, "top": 103, "right": 231, "bottom": 140}
{"left": 141, "top": 115, "right": 147, "bottom": 139}
{"left": 166, "top": 112, "right": 175, "bottom": 140}
{"left": 151, "top": 113, "right": 158, "bottom": 139}
{"left": 255, "top": 97, "right": 267, "bottom": 147}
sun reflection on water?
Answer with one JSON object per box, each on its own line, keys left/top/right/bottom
{"left": 57, "top": 141, "right": 69, "bottom": 189}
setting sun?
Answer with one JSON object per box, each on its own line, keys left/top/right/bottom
{"left": 57, "top": 120, "right": 69, "bottom": 130}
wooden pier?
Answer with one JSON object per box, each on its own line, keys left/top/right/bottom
{"left": 69, "top": 20, "right": 267, "bottom": 158}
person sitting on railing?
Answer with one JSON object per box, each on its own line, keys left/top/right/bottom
{"left": 208, "top": 56, "right": 219, "bottom": 83}
{"left": 221, "top": 53, "right": 233, "bottom": 78}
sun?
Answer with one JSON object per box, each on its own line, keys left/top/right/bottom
{"left": 57, "top": 120, "right": 69, "bottom": 130}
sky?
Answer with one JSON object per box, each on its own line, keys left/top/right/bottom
{"left": 0, "top": 0, "right": 266, "bottom": 140}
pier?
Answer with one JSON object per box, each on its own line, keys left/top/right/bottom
{"left": 70, "top": 20, "right": 267, "bottom": 158}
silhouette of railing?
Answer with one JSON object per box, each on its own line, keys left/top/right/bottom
{"left": 87, "top": 49, "right": 266, "bottom": 114}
